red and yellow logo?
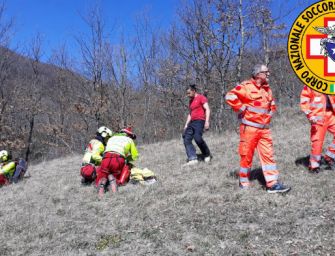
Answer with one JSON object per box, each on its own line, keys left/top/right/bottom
{"left": 288, "top": 1, "right": 335, "bottom": 94}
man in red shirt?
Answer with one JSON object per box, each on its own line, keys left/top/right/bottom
{"left": 183, "top": 84, "right": 211, "bottom": 165}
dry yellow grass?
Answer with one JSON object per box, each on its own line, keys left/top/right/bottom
{"left": 1, "top": 107, "right": 335, "bottom": 255}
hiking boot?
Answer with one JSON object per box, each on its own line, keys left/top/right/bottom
{"left": 185, "top": 159, "right": 199, "bottom": 166}
{"left": 308, "top": 167, "right": 320, "bottom": 174}
{"left": 267, "top": 183, "right": 291, "bottom": 194}
{"left": 204, "top": 155, "right": 213, "bottom": 163}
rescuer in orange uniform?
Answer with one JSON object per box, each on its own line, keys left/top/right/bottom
{"left": 225, "top": 64, "right": 290, "bottom": 193}
{"left": 300, "top": 85, "right": 335, "bottom": 173}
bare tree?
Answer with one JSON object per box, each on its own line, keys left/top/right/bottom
{"left": 0, "top": 0, "right": 306, "bottom": 161}
{"left": 75, "top": 4, "right": 109, "bottom": 127}
{"left": 48, "top": 43, "right": 82, "bottom": 153}
{"left": 0, "top": 1, "right": 19, "bottom": 151}
{"left": 23, "top": 33, "right": 44, "bottom": 162}
{"left": 133, "top": 13, "right": 161, "bottom": 141}
{"left": 170, "top": 0, "right": 240, "bottom": 131}
{"left": 0, "top": 2, "right": 14, "bottom": 46}
{"left": 104, "top": 39, "right": 134, "bottom": 129}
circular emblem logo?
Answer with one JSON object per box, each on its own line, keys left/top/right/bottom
{"left": 288, "top": 1, "right": 335, "bottom": 94}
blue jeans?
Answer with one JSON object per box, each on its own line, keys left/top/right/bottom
{"left": 183, "top": 120, "right": 211, "bottom": 161}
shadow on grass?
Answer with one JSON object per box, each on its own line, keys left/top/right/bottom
{"left": 295, "top": 155, "right": 333, "bottom": 171}
{"left": 229, "top": 167, "right": 266, "bottom": 186}
{"left": 251, "top": 155, "right": 314, "bottom": 185}
{"left": 294, "top": 155, "right": 309, "bottom": 169}
{"left": 249, "top": 168, "right": 266, "bottom": 186}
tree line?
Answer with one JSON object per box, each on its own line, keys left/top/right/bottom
{"left": 0, "top": 0, "right": 301, "bottom": 162}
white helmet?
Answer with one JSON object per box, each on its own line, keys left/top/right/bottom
{"left": 97, "top": 126, "right": 113, "bottom": 138}
{"left": 0, "top": 150, "right": 9, "bottom": 163}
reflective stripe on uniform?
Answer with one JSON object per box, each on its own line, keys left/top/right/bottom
{"left": 300, "top": 97, "right": 309, "bottom": 103}
{"left": 240, "top": 167, "right": 250, "bottom": 174}
{"left": 239, "top": 177, "right": 250, "bottom": 182}
{"left": 264, "top": 174, "right": 278, "bottom": 182}
{"left": 325, "top": 150, "right": 335, "bottom": 160}
{"left": 310, "top": 116, "right": 323, "bottom": 121}
{"left": 304, "top": 110, "right": 311, "bottom": 115}
{"left": 247, "top": 106, "right": 270, "bottom": 114}
{"left": 241, "top": 118, "right": 269, "bottom": 129}
{"left": 310, "top": 161, "right": 320, "bottom": 168}
{"left": 310, "top": 154, "right": 321, "bottom": 161}
{"left": 310, "top": 103, "right": 324, "bottom": 108}
{"left": 225, "top": 94, "right": 238, "bottom": 100}
{"left": 262, "top": 164, "right": 277, "bottom": 171}
{"left": 310, "top": 154, "right": 321, "bottom": 168}
{"left": 239, "top": 105, "right": 246, "bottom": 113}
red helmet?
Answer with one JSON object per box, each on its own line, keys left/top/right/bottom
{"left": 120, "top": 127, "right": 136, "bottom": 140}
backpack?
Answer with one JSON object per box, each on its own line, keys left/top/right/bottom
{"left": 11, "top": 158, "right": 28, "bottom": 183}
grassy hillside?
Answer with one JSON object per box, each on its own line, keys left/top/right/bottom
{"left": 1, "top": 109, "right": 335, "bottom": 255}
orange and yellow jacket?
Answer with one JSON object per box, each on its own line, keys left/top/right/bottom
{"left": 82, "top": 139, "right": 105, "bottom": 166}
{"left": 104, "top": 133, "right": 139, "bottom": 165}
{"left": 300, "top": 85, "right": 335, "bottom": 125}
{"left": 225, "top": 79, "right": 276, "bottom": 128}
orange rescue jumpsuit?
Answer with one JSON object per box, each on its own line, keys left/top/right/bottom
{"left": 226, "top": 79, "right": 278, "bottom": 188}
{"left": 300, "top": 86, "right": 335, "bottom": 169}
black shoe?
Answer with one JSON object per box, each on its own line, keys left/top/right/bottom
{"left": 308, "top": 167, "right": 320, "bottom": 174}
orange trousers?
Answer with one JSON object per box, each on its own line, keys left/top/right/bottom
{"left": 310, "top": 110, "right": 335, "bottom": 168}
{"left": 239, "top": 124, "right": 279, "bottom": 188}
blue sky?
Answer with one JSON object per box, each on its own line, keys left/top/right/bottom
{"left": 5, "top": 0, "right": 179, "bottom": 60}
{"left": 4, "top": 0, "right": 320, "bottom": 61}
